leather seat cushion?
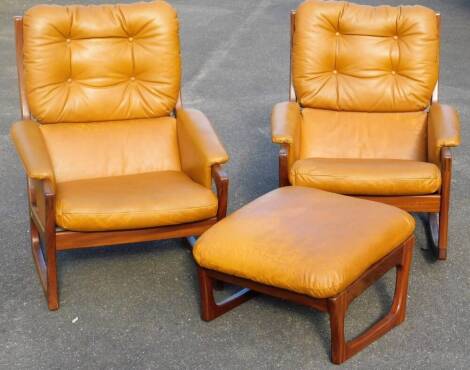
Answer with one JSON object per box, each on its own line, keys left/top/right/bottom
{"left": 290, "top": 158, "right": 441, "bottom": 195}
{"left": 193, "top": 187, "right": 415, "bottom": 298}
{"left": 55, "top": 171, "right": 218, "bottom": 231}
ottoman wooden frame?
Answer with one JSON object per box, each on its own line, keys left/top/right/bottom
{"left": 197, "top": 235, "right": 414, "bottom": 365}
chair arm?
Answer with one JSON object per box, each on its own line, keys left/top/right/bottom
{"left": 176, "top": 108, "right": 229, "bottom": 188}
{"left": 10, "top": 120, "right": 55, "bottom": 187}
{"left": 272, "top": 102, "right": 301, "bottom": 184}
{"left": 272, "top": 101, "right": 302, "bottom": 144}
{"left": 428, "top": 103, "right": 460, "bottom": 165}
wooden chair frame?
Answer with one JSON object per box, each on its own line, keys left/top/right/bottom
{"left": 14, "top": 16, "right": 228, "bottom": 310}
{"left": 281, "top": 11, "right": 451, "bottom": 260}
{"left": 197, "top": 236, "right": 415, "bottom": 364}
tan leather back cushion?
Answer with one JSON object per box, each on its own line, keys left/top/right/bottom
{"left": 293, "top": 0, "right": 439, "bottom": 112}
{"left": 23, "top": 1, "right": 180, "bottom": 123}
{"left": 40, "top": 117, "right": 181, "bottom": 182}
{"left": 300, "top": 108, "right": 427, "bottom": 161}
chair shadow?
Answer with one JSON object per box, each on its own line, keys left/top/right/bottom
{"left": 255, "top": 295, "right": 333, "bottom": 355}
{"left": 416, "top": 213, "right": 438, "bottom": 264}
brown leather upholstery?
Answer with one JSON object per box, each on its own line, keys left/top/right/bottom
{"left": 300, "top": 109, "right": 428, "bottom": 162}
{"left": 11, "top": 1, "right": 228, "bottom": 232}
{"left": 11, "top": 120, "right": 55, "bottom": 183}
{"left": 56, "top": 171, "right": 218, "bottom": 231}
{"left": 290, "top": 158, "right": 441, "bottom": 195}
{"left": 272, "top": 0, "right": 460, "bottom": 197}
{"left": 40, "top": 117, "right": 181, "bottom": 183}
{"left": 293, "top": 0, "right": 439, "bottom": 112}
{"left": 177, "top": 108, "right": 229, "bottom": 188}
{"left": 23, "top": 1, "right": 180, "bottom": 123}
{"left": 428, "top": 103, "right": 461, "bottom": 165}
{"left": 271, "top": 101, "right": 301, "bottom": 172}
{"left": 194, "top": 187, "right": 415, "bottom": 298}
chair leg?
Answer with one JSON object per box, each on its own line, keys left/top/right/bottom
{"left": 430, "top": 147, "right": 452, "bottom": 260}
{"left": 327, "top": 239, "right": 413, "bottom": 364}
{"left": 30, "top": 218, "right": 59, "bottom": 310}
{"left": 197, "top": 267, "right": 255, "bottom": 321}
{"left": 279, "top": 144, "right": 290, "bottom": 187}
{"left": 437, "top": 208, "right": 449, "bottom": 260}
{"left": 328, "top": 294, "right": 347, "bottom": 364}
{"left": 45, "top": 229, "right": 59, "bottom": 310}
{"left": 429, "top": 211, "right": 449, "bottom": 261}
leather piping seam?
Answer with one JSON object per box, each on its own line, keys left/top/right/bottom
{"left": 292, "top": 174, "right": 440, "bottom": 181}
{"left": 57, "top": 204, "right": 218, "bottom": 216}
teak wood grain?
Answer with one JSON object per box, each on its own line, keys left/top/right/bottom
{"left": 281, "top": 11, "right": 452, "bottom": 260}
{"left": 14, "top": 16, "right": 229, "bottom": 310}
{"left": 197, "top": 236, "right": 415, "bottom": 364}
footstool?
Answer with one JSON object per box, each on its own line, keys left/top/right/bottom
{"left": 193, "top": 186, "right": 415, "bottom": 364}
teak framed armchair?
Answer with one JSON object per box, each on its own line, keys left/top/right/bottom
{"left": 11, "top": 1, "right": 229, "bottom": 310}
{"left": 272, "top": 0, "right": 460, "bottom": 260}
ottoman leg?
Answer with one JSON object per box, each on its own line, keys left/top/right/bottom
{"left": 30, "top": 217, "right": 59, "bottom": 311}
{"left": 328, "top": 295, "right": 347, "bottom": 363}
{"left": 327, "top": 236, "right": 414, "bottom": 364}
{"left": 198, "top": 267, "right": 255, "bottom": 321}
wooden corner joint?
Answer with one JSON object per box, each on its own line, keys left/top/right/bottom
{"left": 440, "top": 146, "right": 452, "bottom": 165}
{"left": 212, "top": 164, "right": 228, "bottom": 220}
{"left": 27, "top": 177, "right": 56, "bottom": 232}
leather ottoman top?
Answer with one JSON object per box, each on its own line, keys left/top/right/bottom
{"left": 193, "top": 187, "right": 415, "bottom": 298}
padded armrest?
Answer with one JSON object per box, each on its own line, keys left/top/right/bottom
{"left": 10, "top": 120, "right": 55, "bottom": 184}
{"left": 428, "top": 103, "right": 460, "bottom": 165}
{"left": 176, "top": 108, "right": 229, "bottom": 188}
{"left": 271, "top": 101, "right": 301, "bottom": 169}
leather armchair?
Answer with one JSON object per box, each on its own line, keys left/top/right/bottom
{"left": 273, "top": 0, "right": 461, "bottom": 260}
{"left": 11, "top": 1, "right": 228, "bottom": 310}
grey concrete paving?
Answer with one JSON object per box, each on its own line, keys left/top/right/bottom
{"left": 1, "top": 0, "right": 469, "bottom": 369}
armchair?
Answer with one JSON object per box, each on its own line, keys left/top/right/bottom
{"left": 11, "top": 1, "right": 228, "bottom": 310}
{"left": 273, "top": 0, "right": 460, "bottom": 260}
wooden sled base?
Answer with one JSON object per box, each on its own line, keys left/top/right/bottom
{"left": 197, "top": 236, "right": 414, "bottom": 364}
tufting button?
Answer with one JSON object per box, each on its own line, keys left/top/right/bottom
{"left": 333, "top": 70, "right": 337, "bottom": 74}
{"left": 66, "top": 38, "right": 71, "bottom": 43}
{"left": 130, "top": 76, "right": 136, "bottom": 81}
{"left": 128, "top": 37, "right": 133, "bottom": 42}
{"left": 67, "top": 78, "right": 72, "bottom": 83}
{"left": 335, "top": 32, "right": 340, "bottom": 36}
{"left": 391, "top": 71, "right": 396, "bottom": 75}
{"left": 393, "top": 35, "right": 398, "bottom": 40}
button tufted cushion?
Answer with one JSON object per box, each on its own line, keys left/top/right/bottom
{"left": 23, "top": 1, "right": 180, "bottom": 123}
{"left": 292, "top": 0, "right": 439, "bottom": 112}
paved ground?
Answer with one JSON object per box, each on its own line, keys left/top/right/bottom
{"left": 1, "top": 0, "right": 469, "bottom": 369}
